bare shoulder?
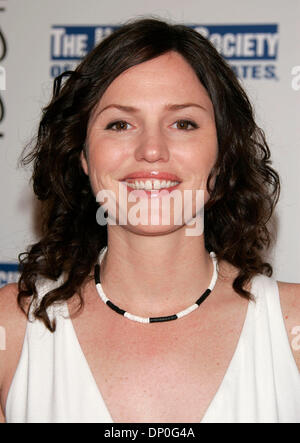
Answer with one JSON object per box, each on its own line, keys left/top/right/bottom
{"left": 0, "top": 283, "right": 26, "bottom": 370}
{"left": 0, "top": 282, "right": 27, "bottom": 329}
{"left": 277, "top": 281, "right": 300, "bottom": 372}
{"left": 0, "top": 283, "right": 29, "bottom": 418}
{"left": 0, "top": 282, "right": 19, "bottom": 303}
{"left": 277, "top": 281, "right": 300, "bottom": 317}
{"left": 0, "top": 281, "right": 29, "bottom": 352}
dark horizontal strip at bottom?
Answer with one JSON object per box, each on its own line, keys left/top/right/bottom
{"left": 149, "top": 314, "right": 178, "bottom": 323}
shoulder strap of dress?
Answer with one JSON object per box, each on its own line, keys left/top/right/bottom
{"left": 251, "top": 273, "right": 300, "bottom": 373}
{"left": 251, "top": 273, "right": 283, "bottom": 325}
{"left": 253, "top": 274, "right": 300, "bottom": 419}
{"left": 29, "top": 273, "right": 66, "bottom": 322}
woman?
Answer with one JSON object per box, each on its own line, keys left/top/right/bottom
{"left": 0, "top": 18, "right": 299, "bottom": 423}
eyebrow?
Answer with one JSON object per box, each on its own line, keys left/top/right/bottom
{"left": 96, "top": 102, "right": 208, "bottom": 117}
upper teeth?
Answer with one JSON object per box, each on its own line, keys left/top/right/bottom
{"left": 125, "top": 180, "right": 179, "bottom": 190}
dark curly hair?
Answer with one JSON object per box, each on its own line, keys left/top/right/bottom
{"left": 17, "top": 17, "right": 280, "bottom": 332}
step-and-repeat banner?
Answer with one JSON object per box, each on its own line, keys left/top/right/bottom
{"left": 0, "top": 0, "right": 299, "bottom": 286}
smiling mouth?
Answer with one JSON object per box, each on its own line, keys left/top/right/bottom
{"left": 119, "top": 179, "right": 181, "bottom": 197}
{"left": 124, "top": 178, "right": 180, "bottom": 190}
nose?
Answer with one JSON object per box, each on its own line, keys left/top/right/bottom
{"left": 134, "top": 127, "right": 170, "bottom": 163}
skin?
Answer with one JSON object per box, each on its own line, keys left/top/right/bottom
{"left": 83, "top": 51, "right": 217, "bottom": 236}
{"left": 0, "top": 51, "right": 299, "bottom": 423}
{"left": 80, "top": 51, "right": 218, "bottom": 315}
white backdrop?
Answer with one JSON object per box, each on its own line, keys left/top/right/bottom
{"left": 0, "top": 0, "right": 299, "bottom": 285}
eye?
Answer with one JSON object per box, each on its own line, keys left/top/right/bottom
{"left": 172, "top": 120, "right": 198, "bottom": 130}
{"left": 105, "top": 120, "right": 132, "bottom": 131}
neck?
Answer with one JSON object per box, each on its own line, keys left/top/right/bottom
{"left": 98, "top": 227, "right": 216, "bottom": 318}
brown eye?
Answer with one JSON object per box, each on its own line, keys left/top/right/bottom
{"left": 106, "top": 121, "right": 131, "bottom": 131}
{"left": 174, "top": 120, "right": 198, "bottom": 130}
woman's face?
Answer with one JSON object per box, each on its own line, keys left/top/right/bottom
{"left": 82, "top": 50, "right": 218, "bottom": 235}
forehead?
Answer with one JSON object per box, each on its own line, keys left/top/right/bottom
{"left": 97, "top": 51, "right": 212, "bottom": 108}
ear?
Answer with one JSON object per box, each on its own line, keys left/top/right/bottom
{"left": 80, "top": 150, "right": 89, "bottom": 175}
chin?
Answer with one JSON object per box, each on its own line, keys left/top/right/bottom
{"left": 118, "top": 223, "right": 183, "bottom": 236}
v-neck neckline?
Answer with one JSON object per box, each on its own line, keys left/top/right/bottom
{"left": 64, "top": 276, "right": 256, "bottom": 423}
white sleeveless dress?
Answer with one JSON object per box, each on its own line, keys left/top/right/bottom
{"left": 5, "top": 267, "right": 300, "bottom": 423}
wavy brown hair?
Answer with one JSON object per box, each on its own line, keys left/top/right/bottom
{"left": 18, "top": 17, "right": 280, "bottom": 332}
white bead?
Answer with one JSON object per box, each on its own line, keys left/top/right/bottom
{"left": 208, "top": 255, "right": 218, "bottom": 291}
{"left": 97, "top": 284, "right": 109, "bottom": 303}
{"left": 124, "top": 312, "right": 150, "bottom": 323}
{"left": 176, "top": 304, "right": 198, "bottom": 319}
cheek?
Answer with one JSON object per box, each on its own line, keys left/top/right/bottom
{"left": 86, "top": 141, "right": 128, "bottom": 193}
{"left": 178, "top": 139, "right": 218, "bottom": 185}
{"left": 93, "top": 148, "right": 124, "bottom": 172}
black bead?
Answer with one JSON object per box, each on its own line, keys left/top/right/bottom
{"left": 94, "top": 264, "right": 101, "bottom": 285}
{"left": 195, "top": 289, "right": 211, "bottom": 306}
{"left": 106, "top": 300, "right": 126, "bottom": 316}
{"left": 149, "top": 314, "right": 178, "bottom": 323}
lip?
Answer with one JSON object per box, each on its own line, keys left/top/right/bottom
{"left": 120, "top": 171, "right": 182, "bottom": 182}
